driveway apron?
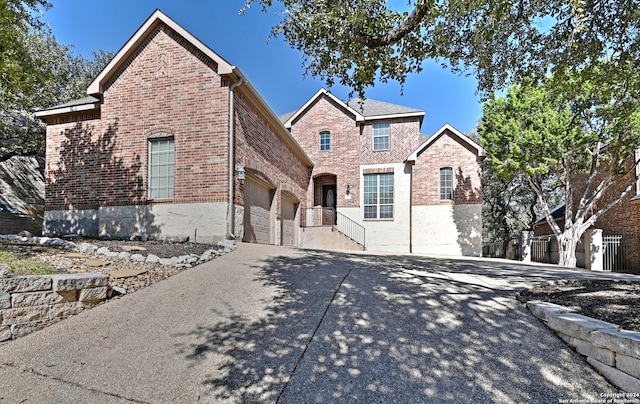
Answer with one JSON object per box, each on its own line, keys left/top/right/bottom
{"left": 1, "top": 244, "right": 637, "bottom": 403}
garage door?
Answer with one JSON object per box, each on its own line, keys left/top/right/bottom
{"left": 281, "top": 197, "right": 296, "bottom": 246}
{"left": 243, "top": 178, "right": 273, "bottom": 244}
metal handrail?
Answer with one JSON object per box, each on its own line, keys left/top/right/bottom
{"left": 301, "top": 207, "right": 365, "bottom": 249}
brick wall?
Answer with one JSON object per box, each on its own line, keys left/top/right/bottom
{"left": 233, "top": 88, "right": 311, "bottom": 215}
{"left": 289, "top": 94, "right": 422, "bottom": 208}
{"left": 412, "top": 129, "right": 482, "bottom": 206}
{"left": 45, "top": 24, "right": 231, "bottom": 211}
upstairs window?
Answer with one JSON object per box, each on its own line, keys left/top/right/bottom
{"left": 320, "top": 131, "right": 331, "bottom": 151}
{"left": 364, "top": 172, "right": 394, "bottom": 219}
{"left": 373, "top": 123, "right": 390, "bottom": 150}
{"left": 440, "top": 167, "right": 453, "bottom": 200}
{"left": 149, "top": 137, "right": 174, "bottom": 199}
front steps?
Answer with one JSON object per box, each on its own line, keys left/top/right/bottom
{"left": 299, "top": 227, "right": 364, "bottom": 251}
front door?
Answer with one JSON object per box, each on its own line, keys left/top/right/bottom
{"left": 322, "top": 184, "right": 337, "bottom": 225}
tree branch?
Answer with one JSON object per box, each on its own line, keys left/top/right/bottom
{"left": 347, "top": 1, "right": 430, "bottom": 47}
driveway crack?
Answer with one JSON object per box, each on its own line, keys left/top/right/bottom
{"left": 1, "top": 361, "right": 150, "bottom": 403}
{"left": 276, "top": 266, "right": 353, "bottom": 403}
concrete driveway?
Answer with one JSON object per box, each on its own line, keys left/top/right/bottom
{"left": 1, "top": 243, "right": 638, "bottom": 403}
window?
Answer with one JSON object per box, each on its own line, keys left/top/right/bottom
{"left": 440, "top": 167, "right": 453, "bottom": 200}
{"left": 373, "top": 123, "right": 390, "bottom": 150}
{"left": 149, "top": 137, "right": 174, "bottom": 199}
{"left": 320, "top": 131, "right": 331, "bottom": 151}
{"left": 364, "top": 173, "right": 394, "bottom": 219}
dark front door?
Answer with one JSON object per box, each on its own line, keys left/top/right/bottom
{"left": 322, "top": 184, "right": 337, "bottom": 225}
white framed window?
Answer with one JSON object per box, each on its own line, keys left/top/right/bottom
{"left": 364, "top": 172, "right": 394, "bottom": 219}
{"left": 320, "top": 131, "right": 331, "bottom": 151}
{"left": 149, "top": 137, "right": 174, "bottom": 199}
{"left": 373, "top": 123, "right": 390, "bottom": 150}
{"left": 440, "top": 167, "right": 453, "bottom": 200}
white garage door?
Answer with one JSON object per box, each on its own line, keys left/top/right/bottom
{"left": 243, "top": 178, "right": 273, "bottom": 244}
{"left": 281, "top": 197, "right": 296, "bottom": 246}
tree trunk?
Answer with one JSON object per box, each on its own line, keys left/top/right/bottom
{"left": 557, "top": 232, "right": 579, "bottom": 268}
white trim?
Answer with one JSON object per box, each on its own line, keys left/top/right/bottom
{"left": 34, "top": 102, "right": 99, "bottom": 118}
{"left": 364, "top": 112, "right": 425, "bottom": 121}
{"left": 87, "top": 9, "right": 235, "bottom": 95}
{"left": 284, "top": 88, "right": 365, "bottom": 128}
{"left": 406, "top": 123, "right": 486, "bottom": 162}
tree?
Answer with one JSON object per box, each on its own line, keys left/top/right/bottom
{"left": 244, "top": 0, "right": 640, "bottom": 98}
{"left": 481, "top": 162, "right": 538, "bottom": 241}
{"left": 478, "top": 65, "right": 640, "bottom": 267}
{"left": 0, "top": 0, "right": 112, "bottom": 162}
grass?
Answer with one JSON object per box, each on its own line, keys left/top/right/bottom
{"left": 0, "top": 247, "right": 58, "bottom": 276}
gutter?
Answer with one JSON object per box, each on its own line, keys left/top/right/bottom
{"left": 226, "top": 77, "right": 243, "bottom": 240}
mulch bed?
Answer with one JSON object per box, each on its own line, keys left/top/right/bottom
{"left": 517, "top": 279, "right": 640, "bottom": 332}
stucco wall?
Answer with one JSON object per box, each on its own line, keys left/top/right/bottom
{"left": 411, "top": 204, "right": 482, "bottom": 256}
{"left": 45, "top": 202, "right": 229, "bottom": 242}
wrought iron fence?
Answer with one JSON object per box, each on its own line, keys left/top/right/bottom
{"left": 531, "top": 235, "right": 555, "bottom": 264}
{"left": 602, "top": 234, "right": 640, "bottom": 273}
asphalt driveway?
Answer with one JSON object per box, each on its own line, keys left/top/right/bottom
{"left": 1, "top": 243, "right": 638, "bottom": 403}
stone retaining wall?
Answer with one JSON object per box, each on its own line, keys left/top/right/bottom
{"left": 527, "top": 301, "right": 640, "bottom": 393}
{"left": 0, "top": 273, "right": 108, "bottom": 342}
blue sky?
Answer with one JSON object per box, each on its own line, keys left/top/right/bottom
{"left": 41, "top": 1, "right": 482, "bottom": 135}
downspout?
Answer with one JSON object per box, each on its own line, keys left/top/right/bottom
{"left": 227, "top": 77, "right": 244, "bottom": 239}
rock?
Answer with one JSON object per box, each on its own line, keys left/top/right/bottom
{"left": 118, "top": 251, "right": 131, "bottom": 260}
{"left": 96, "top": 247, "right": 110, "bottom": 255}
{"left": 84, "top": 259, "right": 111, "bottom": 268}
{"left": 159, "top": 258, "right": 176, "bottom": 266}
{"left": 145, "top": 254, "right": 160, "bottom": 264}
{"left": 59, "top": 252, "right": 88, "bottom": 258}
{"left": 111, "top": 285, "right": 127, "bottom": 295}
{"left": 0, "top": 264, "right": 9, "bottom": 278}
{"left": 17, "top": 230, "right": 33, "bottom": 237}
{"left": 165, "top": 235, "right": 189, "bottom": 243}
{"left": 200, "top": 250, "right": 215, "bottom": 262}
{"left": 217, "top": 239, "right": 236, "bottom": 250}
{"left": 100, "top": 233, "right": 112, "bottom": 240}
{"left": 50, "top": 273, "right": 109, "bottom": 292}
{"left": 77, "top": 243, "right": 98, "bottom": 255}
{"left": 122, "top": 245, "right": 146, "bottom": 252}
{"left": 130, "top": 253, "right": 146, "bottom": 262}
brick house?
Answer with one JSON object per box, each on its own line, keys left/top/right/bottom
{"left": 283, "top": 89, "right": 485, "bottom": 254}
{"left": 35, "top": 10, "right": 312, "bottom": 245}
{"left": 36, "top": 10, "right": 485, "bottom": 255}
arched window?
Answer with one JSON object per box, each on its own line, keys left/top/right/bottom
{"left": 440, "top": 167, "right": 453, "bottom": 200}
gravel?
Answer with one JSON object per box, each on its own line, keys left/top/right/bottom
{"left": 2, "top": 237, "right": 233, "bottom": 296}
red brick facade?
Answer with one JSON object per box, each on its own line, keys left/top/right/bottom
{"left": 288, "top": 94, "right": 422, "bottom": 208}
{"left": 40, "top": 12, "right": 311, "bottom": 242}
{"left": 411, "top": 128, "right": 483, "bottom": 206}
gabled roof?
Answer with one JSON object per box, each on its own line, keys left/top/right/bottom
{"left": 36, "top": 9, "right": 313, "bottom": 167}
{"left": 347, "top": 98, "right": 424, "bottom": 122}
{"left": 406, "top": 123, "right": 485, "bottom": 162}
{"left": 87, "top": 9, "right": 236, "bottom": 95}
{"left": 282, "top": 88, "right": 425, "bottom": 128}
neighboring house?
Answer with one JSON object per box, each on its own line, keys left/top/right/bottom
{"left": 283, "top": 89, "right": 485, "bottom": 255}
{"left": 35, "top": 10, "right": 312, "bottom": 245}
{"left": 534, "top": 156, "right": 640, "bottom": 269}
